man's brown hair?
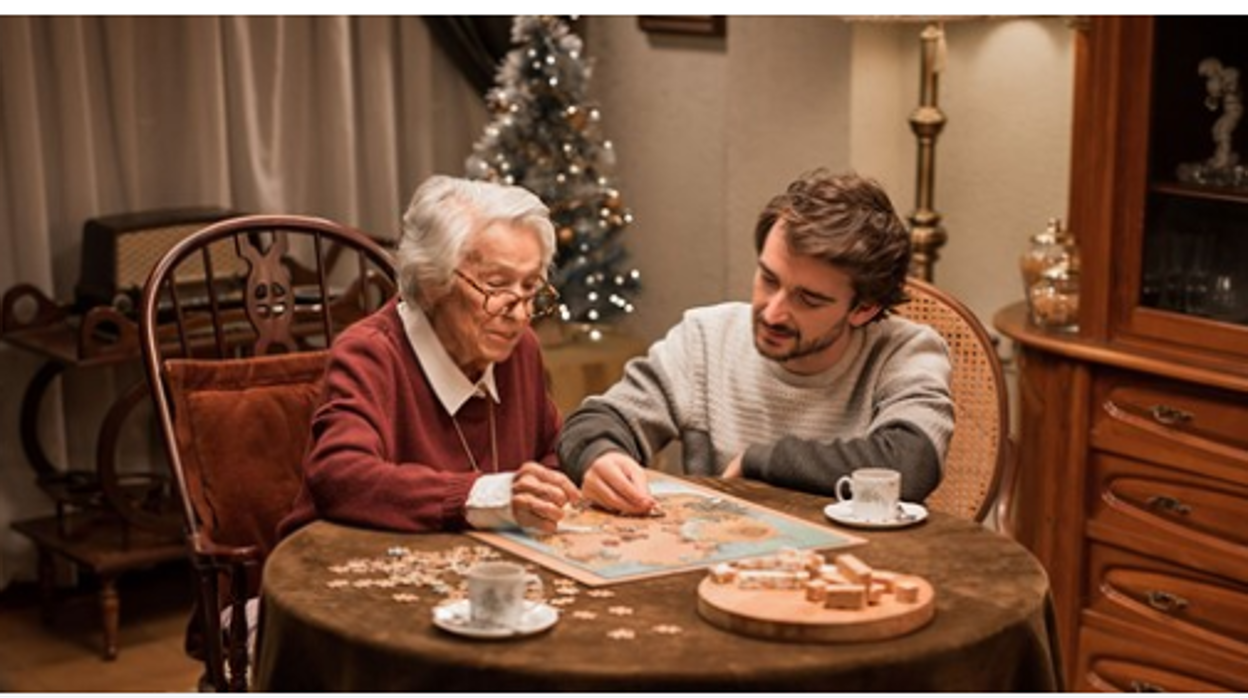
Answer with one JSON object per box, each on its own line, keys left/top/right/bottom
{"left": 754, "top": 169, "right": 911, "bottom": 319}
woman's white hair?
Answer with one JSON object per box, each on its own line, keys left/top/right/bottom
{"left": 395, "top": 175, "right": 557, "bottom": 310}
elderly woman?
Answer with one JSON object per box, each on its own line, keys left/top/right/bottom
{"left": 278, "top": 175, "right": 580, "bottom": 537}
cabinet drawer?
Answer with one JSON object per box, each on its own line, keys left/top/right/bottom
{"left": 1088, "top": 452, "right": 1248, "bottom": 583}
{"left": 1088, "top": 449, "right": 1248, "bottom": 581}
{"left": 1086, "top": 542, "right": 1248, "bottom": 657}
{"left": 1076, "top": 615, "right": 1248, "bottom": 692}
{"left": 1091, "top": 371, "right": 1248, "bottom": 484}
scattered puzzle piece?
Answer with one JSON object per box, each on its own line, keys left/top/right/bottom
{"left": 322, "top": 544, "right": 503, "bottom": 604}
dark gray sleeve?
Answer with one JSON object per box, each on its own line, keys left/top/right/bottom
{"left": 556, "top": 324, "right": 693, "bottom": 484}
{"left": 741, "top": 421, "right": 941, "bottom": 503}
{"left": 556, "top": 401, "right": 647, "bottom": 485}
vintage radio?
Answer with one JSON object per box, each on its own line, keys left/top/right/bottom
{"left": 73, "top": 206, "right": 241, "bottom": 314}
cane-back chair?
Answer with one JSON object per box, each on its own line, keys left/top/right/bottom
{"left": 893, "top": 279, "right": 1012, "bottom": 526}
{"left": 139, "top": 214, "right": 396, "bottom": 690}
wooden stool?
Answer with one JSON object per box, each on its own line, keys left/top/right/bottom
{"left": 11, "top": 513, "right": 185, "bottom": 660}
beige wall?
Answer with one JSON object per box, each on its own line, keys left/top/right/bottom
{"left": 584, "top": 16, "right": 1075, "bottom": 350}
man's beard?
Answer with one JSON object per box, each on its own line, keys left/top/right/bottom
{"left": 751, "top": 311, "right": 848, "bottom": 365}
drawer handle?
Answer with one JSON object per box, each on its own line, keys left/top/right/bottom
{"left": 1129, "top": 679, "right": 1165, "bottom": 692}
{"left": 1146, "top": 495, "right": 1192, "bottom": 516}
{"left": 1149, "top": 404, "right": 1193, "bottom": 426}
{"left": 1145, "top": 589, "right": 1189, "bottom": 614}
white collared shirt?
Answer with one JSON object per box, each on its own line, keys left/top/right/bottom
{"left": 397, "top": 300, "right": 517, "bottom": 530}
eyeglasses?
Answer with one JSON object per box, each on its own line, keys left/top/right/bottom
{"left": 455, "top": 270, "right": 561, "bottom": 319}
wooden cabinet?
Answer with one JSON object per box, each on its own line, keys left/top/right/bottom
{"left": 998, "top": 308, "right": 1248, "bottom": 689}
{"left": 996, "top": 16, "right": 1248, "bottom": 689}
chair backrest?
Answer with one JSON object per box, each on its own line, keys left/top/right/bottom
{"left": 139, "top": 214, "right": 395, "bottom": 690}
{"left": 893, "top": 279, "right": 1011, "bottom": 524}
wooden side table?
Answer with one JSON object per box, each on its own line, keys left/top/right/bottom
{"left": 10, "top": 514, "right": 185, "bottom": 660}
{"left": 3, "top": 283, "right": 184, "bottom": 660}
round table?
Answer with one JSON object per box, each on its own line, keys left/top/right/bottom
{"left": 255, "top": 478, "right": 1062, "bottom": 691}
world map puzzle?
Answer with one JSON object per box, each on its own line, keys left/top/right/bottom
{"left": 470, "top": 473, "right": 863, "bottom": 586}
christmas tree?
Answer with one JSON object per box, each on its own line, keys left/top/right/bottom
{"left": 466, "top": 16, "right": 641, "bottom": 328}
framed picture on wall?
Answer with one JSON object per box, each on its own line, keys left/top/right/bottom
{"left": 637, "top": 16, "right": 726, "bottom": 37}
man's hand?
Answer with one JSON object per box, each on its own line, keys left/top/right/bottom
{"left": 581, "top": 451, "right": 657, "bottom": 515}
{"left": 510, "top": 462, "right": 581, "bottom": 533}
{"left": 722, "top": 454, "right": 743, "bottom": 479}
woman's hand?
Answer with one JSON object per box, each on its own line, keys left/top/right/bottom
{"left": 510, "top": 462, "right": 581, "bottom": 533}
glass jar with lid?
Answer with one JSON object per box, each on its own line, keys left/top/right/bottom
{"left": 1019, "top": 218, "right": 1073, "bottom": 323}
{"left": 1029, "top": 254, "right": 1080, "bottom": 332}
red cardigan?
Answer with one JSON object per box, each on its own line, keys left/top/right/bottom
{"left": 278, "top": 299, "right": 561, "bottom": 537}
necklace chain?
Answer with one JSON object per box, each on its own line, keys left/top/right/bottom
{"left": 450, "top": 398, "right": 498, "bottom": 474}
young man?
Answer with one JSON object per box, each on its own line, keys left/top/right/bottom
{"left": 557, "top": 169, "right": 954, "bottom": 514}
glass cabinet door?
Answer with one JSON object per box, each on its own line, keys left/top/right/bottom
{"left": 1142, "top": 194, "right": 1247, "bottom": 325}
{"left": 1140, "top": 17, "right": 1248, "bottom": 329}
{"left": 1103, "top": 16, "right": 1248, "bottom": 363}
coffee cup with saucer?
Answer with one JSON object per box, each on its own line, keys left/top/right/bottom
{"left": 432, "top": 561, "right": 558, "bottom": 639}
{"left": 432, "top": 598, "right": 559, "bottom": 639}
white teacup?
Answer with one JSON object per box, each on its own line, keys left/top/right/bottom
{"left": 835, "top": 468, "right": 901, "bottom": 523}
{"left": 465, "top": 561, "right": 544, "bottom": 630}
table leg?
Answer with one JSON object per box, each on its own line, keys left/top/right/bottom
{"left": 99, "top": 575, "right": 120, "bottom": 661}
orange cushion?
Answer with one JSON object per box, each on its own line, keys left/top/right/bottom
{"left": 165, "top": 351, "right": 327, "bottom": 561}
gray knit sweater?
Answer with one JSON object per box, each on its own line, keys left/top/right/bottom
{"left": 557, "top": 302, "right": 954, "bottom": 502}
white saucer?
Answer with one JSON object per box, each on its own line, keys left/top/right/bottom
{"left": 823, "top": 501, "right": 928, "bottom": 529}
{"left": 432, "top": 599, "right": 559, "bottom": 639}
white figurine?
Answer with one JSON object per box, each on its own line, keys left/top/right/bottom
{"left": 1198, "top": 57, "right": 1242, "bottom": 170}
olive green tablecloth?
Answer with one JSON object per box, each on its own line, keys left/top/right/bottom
{"left": 255, "top": 478, "right": 1063, "bottom": 691}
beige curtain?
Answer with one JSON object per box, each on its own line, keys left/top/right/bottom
{"left": 0, "top": 16, "right": 486, "bottom": 587}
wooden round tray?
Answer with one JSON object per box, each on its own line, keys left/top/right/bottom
{"left": 696, "top": 574, "right": 935, "bottom": 643}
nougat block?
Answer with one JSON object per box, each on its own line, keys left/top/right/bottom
{"left": 824, "top": 583, "right": 867, "bottom": 610}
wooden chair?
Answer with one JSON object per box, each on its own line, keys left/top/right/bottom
{"left": 138, "top": 215, "right": 395, "bottom": 691}
{"left": 893, "top": 279, "right": 1012, "bottom": 526}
